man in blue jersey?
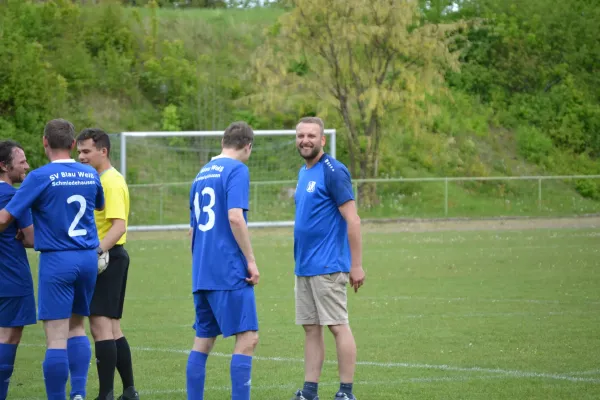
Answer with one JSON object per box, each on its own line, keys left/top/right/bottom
{"left": 186, "top": 121, "right": 260, "bottom": 400}
{"left": 0, "top": 140, "right": 35, "bottom": 400}
{"left": 0, "top": 119, "right": 105, "bottom": 400}
{"left": 292, "top": 117, "right": 365, "bottom": 400}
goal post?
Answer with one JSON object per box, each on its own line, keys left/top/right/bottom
{"left": 114, "top": 129, "right": 336, "bottom": 232}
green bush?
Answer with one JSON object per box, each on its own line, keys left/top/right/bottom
{"left": 574, "top": 179, "right": 600, "bottom": 201}
{"left": 515, "top": 126, "right": 554, "bottom": 165}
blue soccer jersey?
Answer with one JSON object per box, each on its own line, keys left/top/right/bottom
{"left": 190, "top": 156, "right": 250, "bottom": 291}
{"left": 5, "top": 160, "right": 104, "bottom": 252}
{"left": 0, "top": 182, "right": 34, "bottom": 297}
{"left": 294, "top": 154, "right": 355, "bottom": 276}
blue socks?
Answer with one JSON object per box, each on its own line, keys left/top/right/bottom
{"left": 186, "top": 352, "right": 253, "bottom": 400}
{"left": 339, "top": 382, "right": 353, "bottom": 396}
{"left": 67, "top": 336, "right": 92, "bottom": 399}
{"left": 0, "top": 343, "right": 17, "bottom": 400}
{"left": 186, "top": 351, "right": 208, "bottom": 400}
{"left": 43, "top": 349, "right": 69, "bottom": 400}
{"left": 302, "top": 381, "right": 319, "bottom": 400}
{"left": 230, "top": 354, "right": 252, "bottom": 400}
{"left": 2, "top": 340, "right": 94, "bottom": 400}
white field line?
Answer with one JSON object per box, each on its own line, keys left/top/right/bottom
{"left": 21, "top": 343, "right": 591, "bottom": 385}
{"left": 567, "top": 370, "right": 600, "bottom": 376}
{"left": 125, "top": 345, "right": 600, "bottom": 383}
{"left": 138, "top": 347, "right": 600, "bottom": 383}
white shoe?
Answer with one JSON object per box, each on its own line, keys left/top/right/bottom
{"left": 73, "top": 396, "right": 84, "bottom": 400}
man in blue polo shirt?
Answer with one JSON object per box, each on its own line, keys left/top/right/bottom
{"left": 0, "top": 140, "right": 35, "bottom": 400}
{"left": 0, "top": 119, "right": 105, "bottom": 400}
{"left": 291, "top": 117, "right": 366, "bottom": 400}
{"left": 186, "top": 121, "right": 260, "bottom": 400}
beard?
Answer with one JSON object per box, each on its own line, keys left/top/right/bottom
{"left": 5, "top": 167, "right": 25, "bottom": 184}
{"left": 297, "top": 145, "right": 321, "bottom": 160}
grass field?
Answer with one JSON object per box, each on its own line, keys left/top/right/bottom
{"left": 8, "top": 220, "right": 600, "bottom": 399}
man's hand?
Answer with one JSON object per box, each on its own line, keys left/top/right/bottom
{"left": 245, "top": 260, "right": 260, "bottom": 285}
{"left": 349, "top": 265, "right": 365, "bottom": 293}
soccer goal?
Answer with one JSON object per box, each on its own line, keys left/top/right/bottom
{"left": 110, "top": 129, "right": 337, "bottom": 231}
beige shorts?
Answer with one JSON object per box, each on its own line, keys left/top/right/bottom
{"left": 295, "top": 272, "right": 349, "bottom": 326}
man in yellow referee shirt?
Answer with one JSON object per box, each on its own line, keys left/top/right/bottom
{"left": 77, "top": 129, "right": 139, "bottom": 400}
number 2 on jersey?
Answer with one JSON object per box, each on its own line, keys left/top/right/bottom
{"left": 67, "top": 194, "right": 87, "bottom": 237}
{"left": 194, "top": 187, "right": 216, "bottom": 232}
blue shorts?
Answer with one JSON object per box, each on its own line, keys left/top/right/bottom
{"left": 0, "top": 295, "right": 36, "bottom": 327}
{"left": 193, "top": 286, "right": 259, "bottom": 338}
{"left": 38, "top": 250, "right": 97, "bottom": 321}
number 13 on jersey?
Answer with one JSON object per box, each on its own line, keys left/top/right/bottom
{"left": 194, "top": 187, "right": 215, "bottom": 232}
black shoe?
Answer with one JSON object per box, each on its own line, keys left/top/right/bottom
{"left": 291, "top": 390, "right": 319, "bottom": 400}
{"left": 117, "top": 387, "right": 139, "bottom": 400}
{"left": 94, "top": 391, "right": 115, "bottom": 400}
{"left": 334, "top": 393, "right": 357, "bottom": 400}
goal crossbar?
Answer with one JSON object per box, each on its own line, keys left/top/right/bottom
{"left": 118, "top": 129, "right": 336, "bottom": 231}
{"left": 119, "top": 129, "right": 336, "bottom": 178}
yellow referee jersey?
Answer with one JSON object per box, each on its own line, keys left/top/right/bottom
{"left": 95, "top": 167, "right": 129, "bottom": 245}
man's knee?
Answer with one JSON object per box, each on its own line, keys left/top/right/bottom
{"left": 111, "top": 319, "right": 124, "bottom": 340}
{"left": 234, "top": 330, "right": 259, "bottom": 355}
{"left": 44, "top": 319, "right": 70, "bottom": 348}
{"left": 68, "top": 313, "right": 87, "bottom": 338}
{"left": 193, "top": 336, "right": 217, "bottom": 354}
{"left": 0, "top": 327, "right": 24, "bottom": 345}
{"left": 303, "top": 324, "right": 323, "bottom": 337}
{"left": 328, "top": 323, "right": 351, "bottom": 337}
{"left": 89, "top": 315, "right": 114, "bottom": 341}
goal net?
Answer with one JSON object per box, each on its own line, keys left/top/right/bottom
{"left": 109, "top": 130, "right": 337, "bottom": 231}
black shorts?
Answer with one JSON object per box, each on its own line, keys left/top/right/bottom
{"left": 90, "top": 245, "right": 130, "bottom": 319}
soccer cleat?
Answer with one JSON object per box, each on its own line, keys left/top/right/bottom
{"left": 291, "top": 389, "right": 319, "bottom": 400}
{"left": 73, "top": 396, "right": 84, "bottom": 400}
{"left": 94, "top": 391, "right": 115, "bottom": 400}
{"left": 334, "top": 393, "right": 357, "bottom": 400}
{"left": 117, "top": 386, "right": 139, "bottom": 400}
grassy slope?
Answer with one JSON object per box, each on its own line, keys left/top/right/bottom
{"left": 88, "top": 6, "right": 599, "bottom": 225}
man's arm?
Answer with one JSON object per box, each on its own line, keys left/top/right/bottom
{"left": 2, "top": 173, "right": 43, "bottom": 233}
{"left": 339, "top": 200, "right": 365, "bottom": 293}
{"left": 0, "top": 209, "right": 15, "bottom": 232}
{"left": 18, "top": 225, "right": 34, "bottom": 248}
{"left": 228, "top": 208, "right": 259, "bottom": 285}
{"left": 99, "top": 218, "right": 126, "bottom": 252}
{"left": 188, "top": 210, "right": 194, "bottom": 249}
{"left": 324, "top": 161, "right": 365, "bottom": 292}
{"left": 95, "top": 175, "right": 105, "bottom": 212}
{"left": 226, "top": 165, "right": 259, "bottom": 285}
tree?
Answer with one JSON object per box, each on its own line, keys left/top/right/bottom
{"left": 248, "top": 0, "right": 464, "bottom": 206}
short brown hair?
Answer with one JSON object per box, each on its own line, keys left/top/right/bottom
{"left": 44, "top": 119, "right": 75, "bottom": 150}
{"left": 222, "top": 121, "right": 254, "bottom": 150}
{"left": 297, "top": 116, "right": 325, "bottom": 136}
{"left": 77, "top": 128, "right": 111, "bottom": 158}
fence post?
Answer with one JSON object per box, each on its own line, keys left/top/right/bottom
{"left": 159, "top": 185, "right": 164, "bottom": 224}
{"left": 538, "top": 178, "right": 542, "bottom": 212}
{"left": 444, "top": 177, "right": 449, "bottom": 216}
{"left": 120, "top": 133, "right": 127, "bottom": 181}
{"left": 253, "top": 182, "right": 258, "bottom": 210}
